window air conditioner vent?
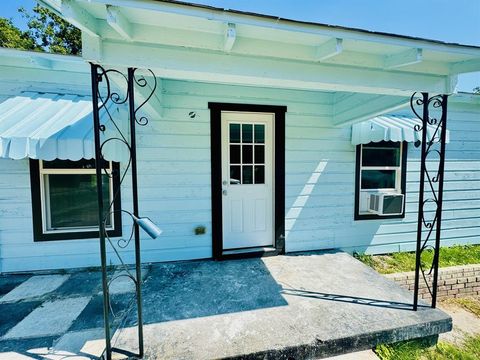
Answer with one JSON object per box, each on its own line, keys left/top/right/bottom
{"left": 369, "top": 192, "right": 404, "bottom": 216}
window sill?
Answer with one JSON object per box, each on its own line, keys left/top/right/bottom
{"left": 34, "top": 228, "right": 122, "bottom": 242}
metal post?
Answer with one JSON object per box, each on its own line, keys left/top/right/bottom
{"left": 413, "top": 92, "right": 429, "bottom": 311}
{"left": 90, "top": 64, "right": 155, "bottom": 358}
{"left": 90, "top": 63, "right": 112, "bottom": 359}
{"left": 431, "top": 95, "right": 448, "bottom": 308}
{"left": 127, "top": 67, "right": 144, "bottom": 356}
{"left": 412, "top": 93, "right": 449, "bottom": 310}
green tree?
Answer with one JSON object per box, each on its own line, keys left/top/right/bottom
{"left": 20, "top": 4, "right": 81, "bottom": 55}
{"left": 0, "top": 4, "right": 81, "bottom": 55}
{"left": 0, "top": 17, "right": 37, "bottom": 50}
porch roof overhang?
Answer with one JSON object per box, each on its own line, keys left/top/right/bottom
{"left": 39, "top": 0, "right": 480, "bottom": 98}
{"left": 0, "top": 92, "right": 125, "bottom": 161}
{"left": 351, "top": 115, "right": 450, "bottom": 145}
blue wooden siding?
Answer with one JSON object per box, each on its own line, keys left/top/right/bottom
{"left": 341, "top": 102, "right": 480, "bottom": 254}
{"left": 0, "top": 81, "right": 478, "bottom": 272}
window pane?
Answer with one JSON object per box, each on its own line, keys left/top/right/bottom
{"left": 362, "top": 147, "right": 400, "bottom": 167}
{"left": 230, "top": 145, "right": 240, "bottom": 164}
{"left": 361, "top": 170, "right": 396, "bottom": 189}
{"left": 229, "top": 123, "right": 240, "bottom": 143}
{"left": 254, "top": 166, "right": 265, "bottom": 184}
{"left": 254, "top": 145, "right": 264, "bottom": 164}
{"left": 242, "top": 145, "right": 253, "bottom": 164}
{"left": 243, "top": 165, "right": 253, "bottom": 184}
{"left": 230, "top": 166, "right": 241, "bottom": 184}
{"left": 242, "top": 124, "right": 253, "bottom": 143}
{"left": 43, "top": 159, "right": 108, "bottom": 169}
{"left": 48, "top": 174, "right": 111, "bottom": 229}
{"left": 254, "top": 124, "right": 265, "bottom": 144}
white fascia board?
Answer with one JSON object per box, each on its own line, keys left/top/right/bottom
{"left": 77, "top": 0, "right": 480, "bottom": 57}
{"left": 92, "top": 39, "right": 452, "bottom": 96}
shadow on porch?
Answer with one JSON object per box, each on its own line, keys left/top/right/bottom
{"left": 110, "top": 250, "right": 451, "bottom": 359}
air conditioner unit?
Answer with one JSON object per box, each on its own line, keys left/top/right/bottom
{"left": 369, "top": 192, "right": 404, "bottom": 216}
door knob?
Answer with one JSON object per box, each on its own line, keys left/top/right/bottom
{"left": 222, "top": 189, "right": 228, "bottom": 196}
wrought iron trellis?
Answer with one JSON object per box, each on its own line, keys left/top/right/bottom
{"left": 90, "top": 63, "right": 157, "bottom": 359}
{"left": 411, "top": 92, "right": 449, "bottom": 310}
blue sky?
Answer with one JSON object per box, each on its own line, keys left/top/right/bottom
{"left": 2, "top": 0, "right": 479, "bottom": 91}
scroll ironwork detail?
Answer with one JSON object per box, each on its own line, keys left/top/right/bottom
{"left": 90, "top": 63, "right": 157, "bottom": 359}
{"left": 410, "top": 92, "right": 448, "bottom": 310}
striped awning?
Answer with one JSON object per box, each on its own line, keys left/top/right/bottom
{"left": 0, "top": 92, "right": 127, "bottom": 161}
{"left": 351, "top": 115, "right": 450, "bottom": 145}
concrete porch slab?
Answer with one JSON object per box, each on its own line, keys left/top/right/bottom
{"left": 111, "top": 251, "right": 451, "bottom": 359}
{"left": 0, "top": 275, "right": 69, "bottom": 303}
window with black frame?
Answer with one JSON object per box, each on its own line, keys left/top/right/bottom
{"left": 29, "top": 159, "right": 122, "bottom": 241}
{"left": 354, "top": 141, "right": 407, "bottom": 220}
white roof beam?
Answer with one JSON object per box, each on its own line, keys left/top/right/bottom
{"left": 73, "top": 0, "right": 480, "bottom": 56}
{"left": 334, "top": 94, "right": 410, "bottom": 127}
{"left": 223, "top": 23, "right": 236, "bottom": 52}
{"left": 97, "top": 40, "right": 453, "bottom": 96}
{"left": 315, "top": 38, "right": 343, "bottom": 61}
{"left": 30, "top": 57, "right": 53, "bottom": 69}
{"left": 106, "top": 5, "right": 133, "bottom": 41}
{"left": 61, "top": 0, "right": 99, "bottom": 38}
{"left": 82, "top": 32, "right": 102, "bottom": 61}
{"left": 384, "top": 48, "right": 423, "bottom": 69}
{"left": 450, "top": 59, "right": 480, "bottom": 74}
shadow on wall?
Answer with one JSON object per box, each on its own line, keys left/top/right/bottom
{"left": 283, "top": 144, "right": 451, "bottom": 255}
{"left": 284, "top": 157, "right": 383, "bottom": 252}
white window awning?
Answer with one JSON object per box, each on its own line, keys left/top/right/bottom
{"left": 0, "top": 92, "right": 126, "bottom": 161}
{"left": 351, "top": 115, "right": 450, "bottom": 145}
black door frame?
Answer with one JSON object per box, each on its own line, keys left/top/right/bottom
{"left": 208, "top": 103, "right": 286, "bottom": 260}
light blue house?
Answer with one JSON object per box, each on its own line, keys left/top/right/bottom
{"left": 0, "top": 0, "right": 479, "bottom": 273}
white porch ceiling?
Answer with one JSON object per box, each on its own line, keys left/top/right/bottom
{"left": 39, "top": 0, "right": 480, "bottom": 83}
{"left": 36, "top": 0, "right": 480, "bottom": 98}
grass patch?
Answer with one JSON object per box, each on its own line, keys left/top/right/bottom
{"left": 442, "top": 297, "right": 480, "bottom": 318}
{"left": 375, "top": 337, "right": 433, "bottom": 360}
{"left": 354, "top": 244, "right": 480, "bottom": 274}
{"left": 375, "top": 334, "right": 480, "bottom": 360}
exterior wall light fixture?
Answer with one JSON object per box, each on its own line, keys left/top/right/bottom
{"left": 133, "top": 215, "right": 162, "bottom": 239}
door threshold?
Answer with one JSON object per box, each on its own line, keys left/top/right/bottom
{"left": 220, "top": 246, "right": 279, "bottom": 260}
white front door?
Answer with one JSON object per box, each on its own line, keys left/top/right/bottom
{"left": 221, "top": 111, "right": 274, "bottom": 250}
